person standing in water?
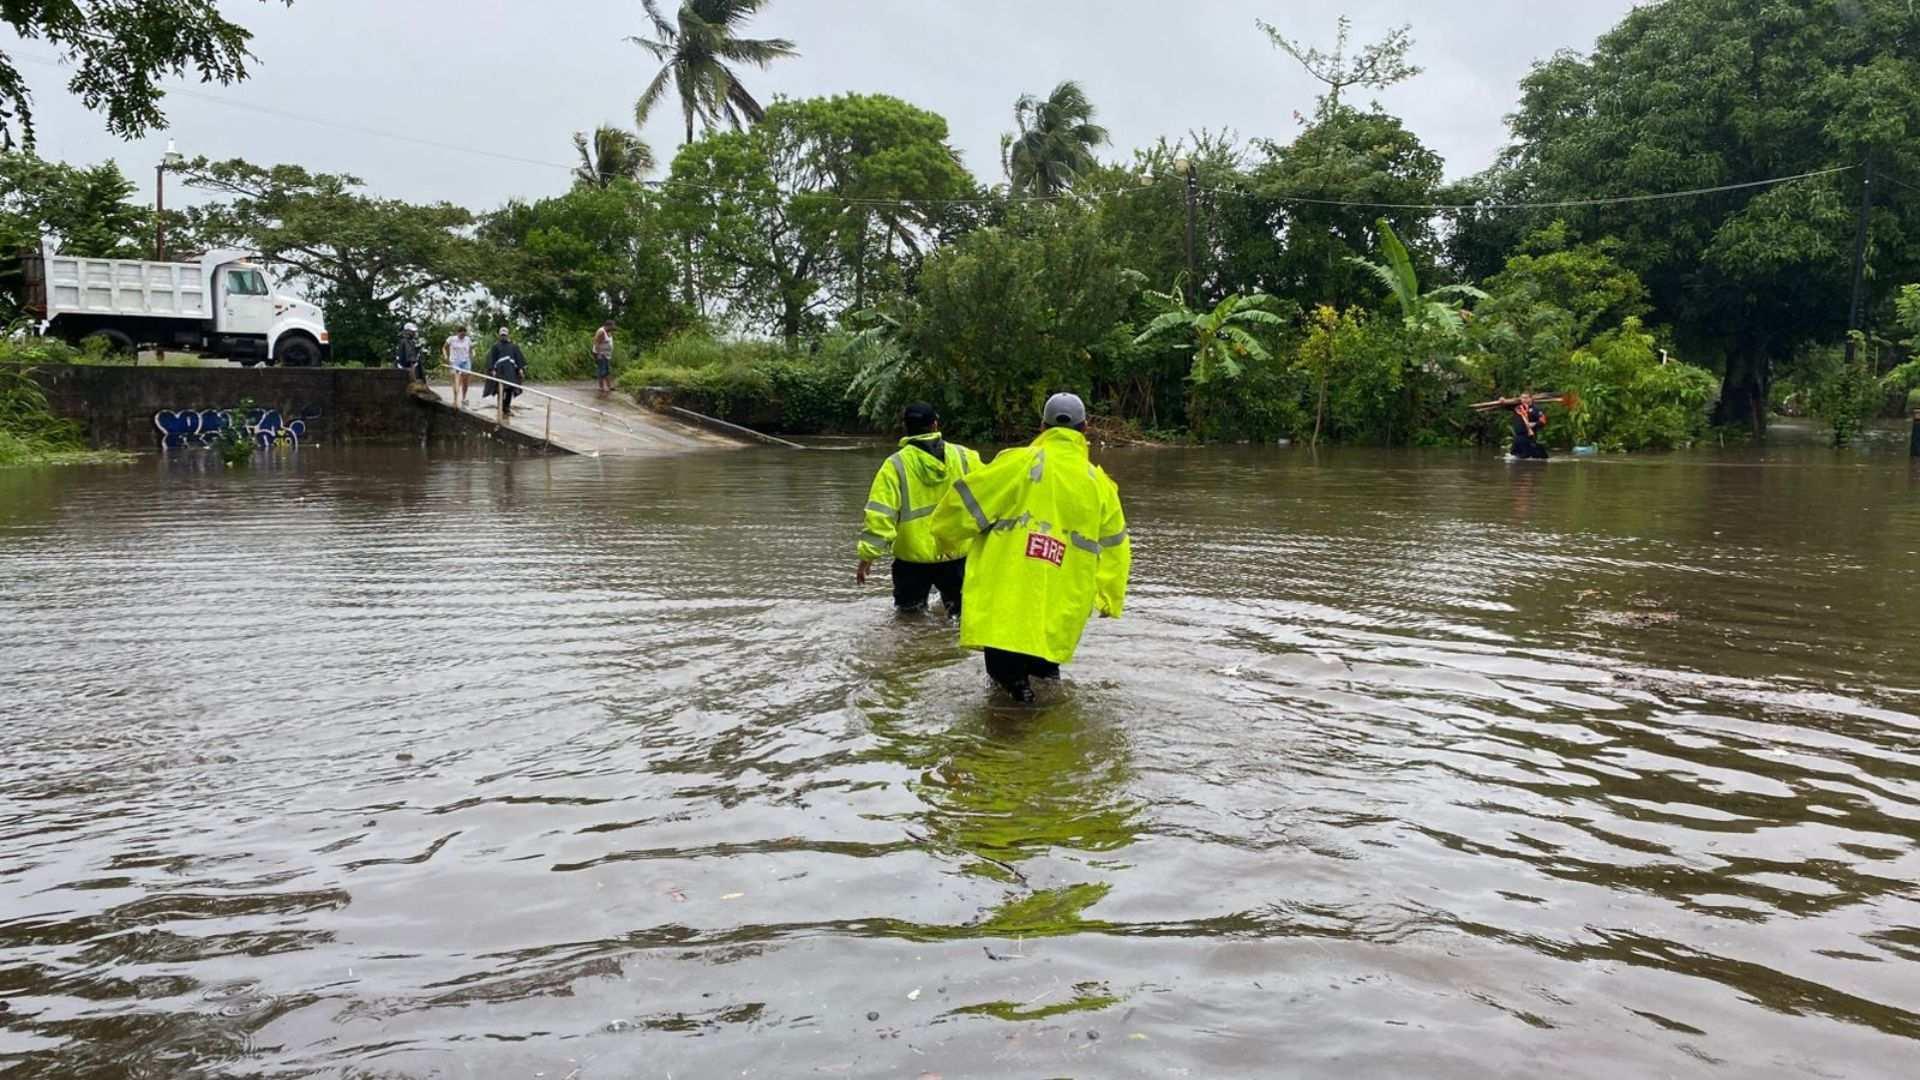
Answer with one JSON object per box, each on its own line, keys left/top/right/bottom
{"left": 1510, "top": 391, "right": 1550, "bottom": 460}
{"left": 857, "top": 403, "right": 983, "bottom": 616}
{"left": 930, "top": 392, "right": 1130, "bottom": 703}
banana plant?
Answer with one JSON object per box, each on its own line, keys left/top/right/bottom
{"left": 1346, "top": 217, "right": 1487, "bottom": 336}
{"left": 1132, "top": 278, "right": 1289, "bottom": 386}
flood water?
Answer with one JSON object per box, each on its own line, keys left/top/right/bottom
{"left": 3, "top": 429, "right": 1920, "bottom": 1079}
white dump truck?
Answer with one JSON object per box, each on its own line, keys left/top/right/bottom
{"left": 20, "top": 242, "right": 330, "bottom": 366}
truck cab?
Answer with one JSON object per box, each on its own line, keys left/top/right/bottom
{"left": 207, "top": 256, "right": 329, "bottom": 366}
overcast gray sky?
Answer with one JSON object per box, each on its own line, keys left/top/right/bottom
{"left": 8, "top": 0, "right": 1638, "bottom": 210}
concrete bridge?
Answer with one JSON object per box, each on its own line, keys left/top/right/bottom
{"left": 422, "top": 377, "right": 749, "bottom": 456}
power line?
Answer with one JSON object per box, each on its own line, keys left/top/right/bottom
{"left": 10, "top": 50, "right": 1860, "bottom": 214}
{"left": 1193, "top": 165, "right": 1855, "bottom": 211}
{"left": 13, "top": 51, "right": 579, "bottom": 173}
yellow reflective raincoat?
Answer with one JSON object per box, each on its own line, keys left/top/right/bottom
{"left": 858, "top": 434, "right": 984, "bottom": 563}
{"left": 929, "top": 426, "right": 1130, "bottom": 664}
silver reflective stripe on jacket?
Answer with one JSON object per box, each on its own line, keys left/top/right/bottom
{"left": 953, "top": 478, "right": 991, "bottom": 531}
{"left": 889, "top": 454, "right": 909, "bottom": 522}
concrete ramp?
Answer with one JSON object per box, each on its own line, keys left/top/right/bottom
{"left": 425, "top": 380, "right": 742, "bottom": 456}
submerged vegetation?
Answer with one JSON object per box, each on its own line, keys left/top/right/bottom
{"left": 8, "top": 0, "right": 1920, "bottom": 450}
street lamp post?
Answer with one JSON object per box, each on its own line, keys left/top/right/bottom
{"left": 1174, "top": 156, "right": 1198, "bottom": 305}
{"left": 154, "top": 140, "right": 184, "bottom": 261}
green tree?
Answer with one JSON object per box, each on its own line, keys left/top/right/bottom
{"left": 572, "top": 126, "right": 655, "bottom": 188}
{"left": 1083, "top": 131, "right": 1251, "bottom": 303}
{"left": 861, "top": 203, "right": 1142, "bottom": 436}
{"left": 1494, "top": 0, "right": 1920, "bottom": 437}
{"left": 1244, "top": 105, "right": 1445, "bottom": 307}
{"left": 181, "top": 158, "right": 487, "bottom": 363}
{"left": 630, "top": 0, "right": 798, "bottom": 144}
{"left": 479, "top": 180, "right": 688, "bottom": 345}
{"left": 0, "top": 152, "right": 148, "bottom": 258}
{"left": 1001, "top": 80, "right": 1110, "bottom": 196}
{"left": 1468, "top": 223, "right": 1654, "bottom": 401}
{"left": 662, "top": 94, "right": 968, "bottom": 341}
{"left": 0, "top": 0, "right": 290, "bottom": 150}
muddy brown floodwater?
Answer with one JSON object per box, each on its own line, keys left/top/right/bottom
{"left": 3, "top": 426, "right": 1919, "bottom": 1079}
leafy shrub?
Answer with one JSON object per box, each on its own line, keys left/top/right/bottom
{"left": 618, "top": 331, "right": 863, "bottom": 434}
{"left": 519, "top": 321, "right": 606, "bottom": 382}
{"left": 1533, "top": 319, "right": 1716, "bottom": 450}
{"left": 1797, "top": 341, "right": 1883, "bottom": 447}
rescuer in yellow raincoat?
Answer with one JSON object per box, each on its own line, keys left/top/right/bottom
{"left": 930, "top": 393, "right": 1130, "bottom": 702}
{"left": 857, "top": 403, "right": 984, "bottom": 616}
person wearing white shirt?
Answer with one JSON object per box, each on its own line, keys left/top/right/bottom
{"left": 444, "top": 325, "right": 474, "bottom": 407}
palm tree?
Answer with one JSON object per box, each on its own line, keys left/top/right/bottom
{"left": 630, "top": 0, "right": 799, "bottom": 145}
{"left": 1001, "top": 80, "right": 1110, "bottom": 196}
{"left": 572, "top": 126, "right": 656, "bottom": 188}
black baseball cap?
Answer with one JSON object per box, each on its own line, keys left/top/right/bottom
{"left": 902, "top": 402, "right": 938, "bottom": 434}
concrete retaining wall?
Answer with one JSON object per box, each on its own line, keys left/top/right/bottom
{"left": 16, "top": 363, "right": 433, "bottom": 449}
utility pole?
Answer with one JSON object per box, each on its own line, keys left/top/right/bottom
{"left": 1175, "top": 157, "right": 1198, "bottom": 304}
{"left": 154, "top": 140, "right": 183, "bottom": 262}
{"left": 1845, "top": 151, "right": 1875, "bottom": 367}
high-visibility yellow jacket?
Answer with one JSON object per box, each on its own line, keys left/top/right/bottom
{"left": 858, "top": 434, "right": 984, "bottom": 563}
{"left": 929, "top": 426, "right": 1130, "bottom": 664}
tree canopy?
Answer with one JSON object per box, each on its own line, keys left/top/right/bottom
{"left": 180, "top": 157, "right": 487, "bottom": 361}
{"left": 0, "top": 0, "right": 288, "bottom": 150}
{"left": 1485, "top": 0, "right": 1920, "bottom": 432}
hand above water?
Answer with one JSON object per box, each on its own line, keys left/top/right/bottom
{"left": 856, "top": 560, "right": 872, "bottom": 584}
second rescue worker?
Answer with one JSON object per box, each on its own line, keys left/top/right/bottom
{"left": 856, "top": 403, "right": 984, "bottom": 616}
{"left": 930, "top": 392, "right": 1130, "bottom": 703}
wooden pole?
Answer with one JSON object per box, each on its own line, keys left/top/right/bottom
{"left": 544, "top": 397, "right": 552, "bottom": 446}
{"left": 154, "top": 163, "right": 165, "bottom": 262}
{"left": 1845, "top": 151, "right": 1874, "bottom": 367}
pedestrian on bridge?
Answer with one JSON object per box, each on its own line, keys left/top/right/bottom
{"left": 592, "top": 321, "right": 616, "bottom": 394}
{"left": 445, "top": 325, "right": 474, "bottom": 408}
{"left": 486, "top": 328, "right": 527, "bottom": 418}
{"left": 393, "top": 323, "right": 426, "bottom": 382}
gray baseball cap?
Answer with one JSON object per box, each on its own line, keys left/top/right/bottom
{"left": 1042, "top": 392, "right": 1086, "bottom": 428}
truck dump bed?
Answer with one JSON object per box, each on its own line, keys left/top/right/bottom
{"left": 30, "top": 249, "right": 210, "bottom": 321}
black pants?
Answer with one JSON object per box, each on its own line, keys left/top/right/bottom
{"left": 1511, "top": 435, "right": 1549, "bottom": 460}
{"left": 892, "top": 558, "right": 964, "bottom": 615}
{"left": 984, "top": 647, "right": 1060, "bottom": 694}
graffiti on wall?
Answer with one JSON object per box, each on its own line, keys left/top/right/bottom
{"left": 154, "top": 408, "right": 316, "bottom": 449}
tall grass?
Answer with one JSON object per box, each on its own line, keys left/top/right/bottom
{"left": 0, "top": 339, "right": 128, "bottom": 466}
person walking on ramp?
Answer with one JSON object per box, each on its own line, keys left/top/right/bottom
{"left": 857, "top": 403, "right": 982, "bottom": 616}
{"left": 930, "top": 392, "right": 1130, "bottom": 703}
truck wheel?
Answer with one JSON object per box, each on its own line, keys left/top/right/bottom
{"left": 81, "top": 329, "right": 135, "bottom": 357}
{"left": 274, "top": 335, "right": 321, "bottom": 368}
